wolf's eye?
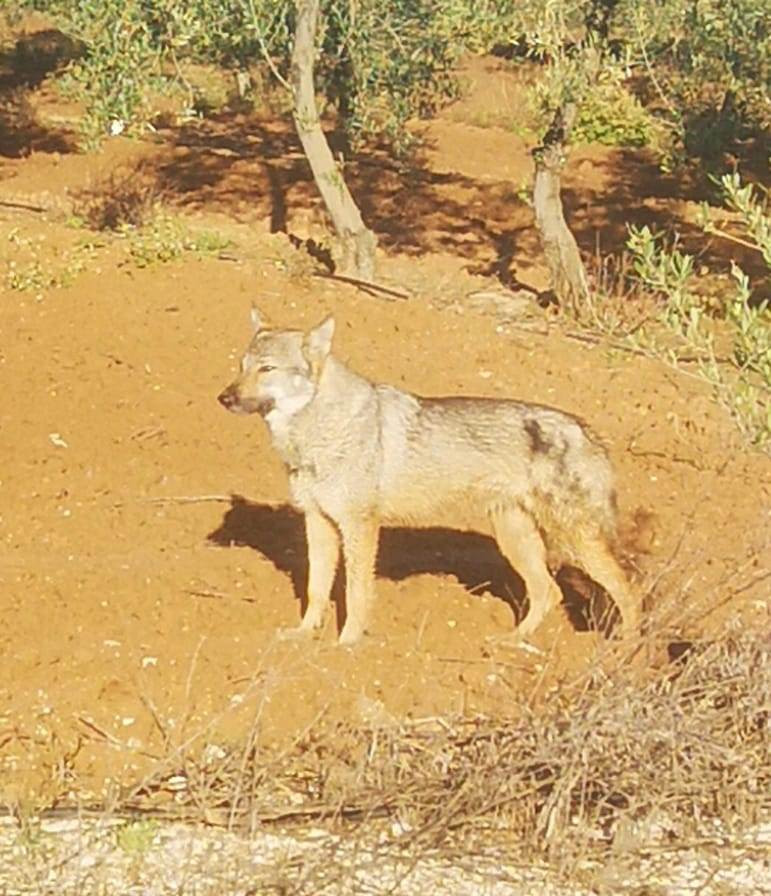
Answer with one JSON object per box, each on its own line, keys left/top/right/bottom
{"left": 258, "top": 364, "right": 275, "bottom": 374}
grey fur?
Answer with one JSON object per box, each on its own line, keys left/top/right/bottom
{"left": 218, "top": 310, "right": 639, "bottom": 645}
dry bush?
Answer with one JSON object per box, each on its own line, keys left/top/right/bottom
{"left": 309, "top": 636, "right": 767, "bottom": 858}
{"left": 574, "top": 248, "right": 659, "bottom": 339}
{"left": 93, "top": 631, "right": 768, "bottom": 894}
{"left": 4, "top": 632, "right": 767, "bottom": 894}
{"left": 72, "top": 167, "right": 162, "bottom": 231}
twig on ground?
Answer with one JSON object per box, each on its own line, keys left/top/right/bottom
{"left": 314, "top": 271, "right": 412, "bottom": 300}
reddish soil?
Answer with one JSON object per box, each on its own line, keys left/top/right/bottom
{"left": 0, "top": 41, "right": 769, "bottom": 806}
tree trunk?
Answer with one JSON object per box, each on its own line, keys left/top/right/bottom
{"left": 290, "top": 0, "right": 377, "bottom": 280}
{"left": 532, "top": 103, "right": 589, "bottom": 311}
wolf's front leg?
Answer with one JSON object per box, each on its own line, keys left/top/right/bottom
{"left": 338, "top": 514, "right": 379, "bottom": 645}
{"left": 298, "top": 509, "right": 340, "bottom": 634}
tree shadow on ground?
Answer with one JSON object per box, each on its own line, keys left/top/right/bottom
{"left": 146, "top": 110, "right": 767, "bottom": 286}
{"left": 1, "top": 20, "right": 767, "bottom": 284}
{"left": 0, "top": 29, "right": 81, "bottom": 157}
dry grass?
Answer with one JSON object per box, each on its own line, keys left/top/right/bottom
{"left": 7, "top": 629, "right": 760, "bottom": 894}
{"left": 274, "top": 634, "right": 769, "bottom": 881}
{"left": 71, "top": 167, "right": 162, "bottom": 231}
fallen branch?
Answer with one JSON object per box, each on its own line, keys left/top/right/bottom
{"left": 114, "top": 494, "right": 236, "bottom": 507}
{"left": 0, "top": 199, "right": 49, "bottom": 214}
{"left": 314, "top": 271, "right": 411, "bottom": 301}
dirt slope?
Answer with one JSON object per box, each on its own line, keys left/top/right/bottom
{"left": 0, "top": 50, "right": 769, "bottom": 806}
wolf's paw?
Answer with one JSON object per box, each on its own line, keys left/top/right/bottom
{"left": 337, "top": 624, "right": 367, "bottom": 647}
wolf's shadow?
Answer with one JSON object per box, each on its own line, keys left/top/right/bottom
{"left": 207, "top": 494, "right": 607, "bottom": 632}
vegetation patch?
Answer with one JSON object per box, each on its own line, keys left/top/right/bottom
{"left": 1, "top": 226, "right": 97, "bottom": 292}
{"left": 3, "top": 634, "right": 767, "bottom": 894}
{"left": 625, "top": 174, "right": 771, "bottom": 450}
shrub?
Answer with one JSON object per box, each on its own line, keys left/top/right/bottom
{"left": 627, "top": 174, "right": 771, "bottom": 449}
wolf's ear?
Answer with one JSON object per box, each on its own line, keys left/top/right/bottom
{"left": 250, "top": 305, "right": 265, "bottom": 333}
{"left": 304, "top": 315, "right": 335, "bottom": 379}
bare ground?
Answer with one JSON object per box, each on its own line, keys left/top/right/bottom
{"left": 0, "top": 41, "right": 769, "bottom": 832}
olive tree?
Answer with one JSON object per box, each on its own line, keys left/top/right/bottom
{"left": 7, "top": 0, "right": 767, "bottom": 292}
{"left": 289, "top": 0, "right": 377, "bottom": 279}
{"left": 11, "top": 0, "right": 467, "bottom": 280}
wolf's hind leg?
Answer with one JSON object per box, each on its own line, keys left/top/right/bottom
{"left": 574, "top": 535, "right": 640, "bottom": 638}
{"left": 490, "top": 505, "right": 563, "bottom": 639}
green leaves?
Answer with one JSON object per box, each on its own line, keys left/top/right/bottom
{"left": 626, "top": 180, "right": 771, "bottom": 450}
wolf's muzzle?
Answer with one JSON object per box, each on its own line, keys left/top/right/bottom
{"left": 217, "top": 388, "right": 274, "bottom": 416}
{"left": 217, "top": 388, "right": 238, "bottom": 410}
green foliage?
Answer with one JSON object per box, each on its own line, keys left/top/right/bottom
{"left": 705, "top": 174, "right": 771, "bottom": 269}
{"left": 626, "top": 226, "right": 701, "bottom": 335}
{"left": 318, "top": 0, "right": 464, "bottom": 152}
{"left": 513, "top": 4, "right": 661, "bottom": 150}
{"left": 494, "top": 0, "right": 769, "bottom": 160}
{"left": 674, "top": 0, "right": 768, "bottom": 106}
{"left": 4, "top": 257, "right": 60, "bottom": 292}
{"left": 152, "top": 0, "right": 292, "bottom": 68}
{"left": 54, "top": 0, "right": 161, "bottom": 148}
{"left": 121, "top": 215, "right": 231, "bottom": 267}
{"left": 115, "top": 818, "right": 158, "bottom": 855}
{"left": 9, "top": 0, "right": 768, "bottom": 161}
{"left": 626, "top": 176, "right": 771, "bottom": 449}
{"left": 619, "top": 0, "right": 770, "bottom": 162}
{"left": 13, "top": 0, "right": 486, "bottom": 153}
{"left": 715, "top": 176, "right": 771, "bottom": 386}
{"left": 572, "top": 74, "right": 657, "bottom": 148}
{"left": 2, "top": 228, "right": 94, "bottom": 292}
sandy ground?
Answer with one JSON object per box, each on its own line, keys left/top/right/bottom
{"left": 0, "top": 42, "right": 769, "bottom": 809}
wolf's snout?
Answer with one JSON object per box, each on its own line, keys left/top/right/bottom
{"left": 218, "top": 387, "right": 237, "bottom": 410}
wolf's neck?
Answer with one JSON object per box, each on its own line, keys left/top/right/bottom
{"left": 264, "top": 394, "right": 312, "bottom": 440}
{"left": 269, "top": 357, "right": 375, "bottom": 450}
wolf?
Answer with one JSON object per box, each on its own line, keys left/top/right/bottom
{"left": 218, "top": 308, "right": 640, "bottom": 646}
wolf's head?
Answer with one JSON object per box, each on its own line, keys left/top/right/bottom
{"left": 217, "top": 307, "right": 335, "bottom": 420}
